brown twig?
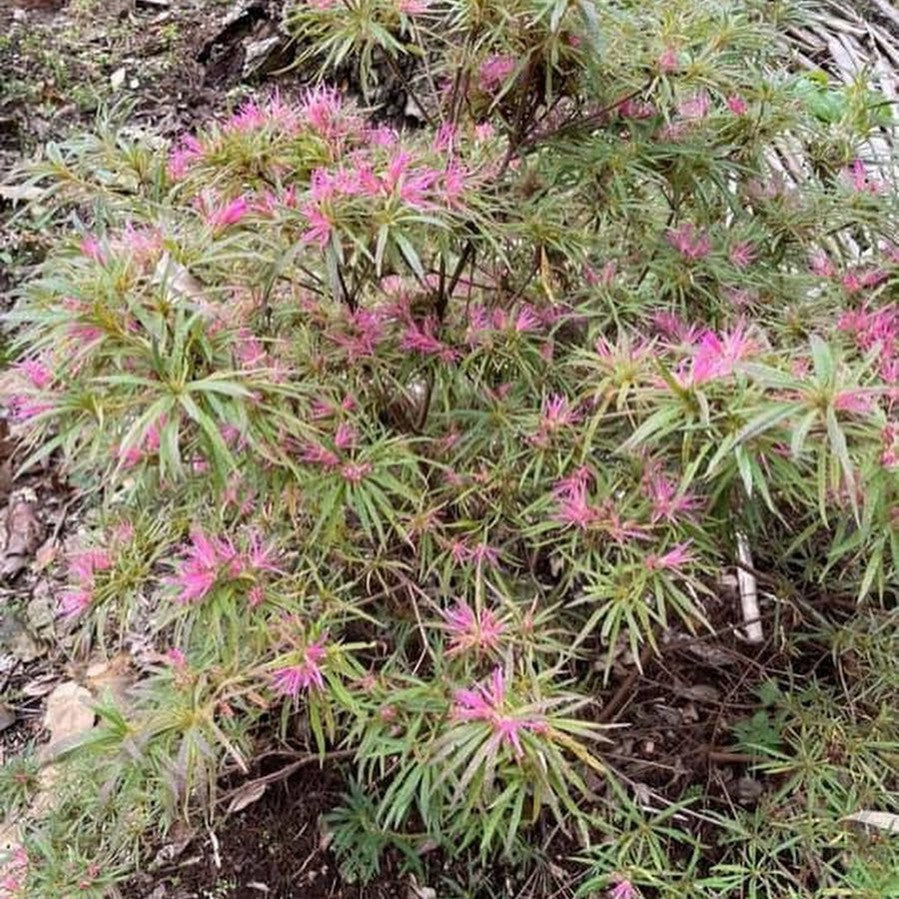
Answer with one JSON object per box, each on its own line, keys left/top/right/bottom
{"left": 217, "top": 748, "right": 355, "bottom": 807}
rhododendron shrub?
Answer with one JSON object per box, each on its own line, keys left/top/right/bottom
{"left": 3, "top": 0, "right": 898, "bottom": 892}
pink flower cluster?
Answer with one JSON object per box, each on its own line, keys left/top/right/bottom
{"left": 117, "top": 420, "right": 162, "bottom": 469}
{"left": 842, "top": 159, "right": 885, "bottom": 195}
{"left": 452, "top": 667, "right": 546, "bottom": 757}
{"left": 672, "top": 324, "right": 757, "bottom": 388}
{"left": 271, "top": 641, "right": 327, "bottom": 695}
{"left": 169, "top": 529, "right": 280, "bottom": 604}
{"left": 553, "top": 468, "right": 646, "bottom": 542}
{"left": 6, "top": 357, "right": 54, "bottom": 423}
{"left": 642, "top": 469, "right": 703, "bottom": 524}
{"left": 59, "top": 548, "right": 113, "bottom": 620}
{"left": 666, "top": 222, "right": 711, "bottom": 261}
{"left": 479, "top": 54, "right": 517, "bottom": 91}
{"left": 530, "top": 394, "right": 578, "bottom": 448}
{"left": 298, "top": 422, "right": 373, "bottom": 484}
{"left": 838, "top": 302, "right": 898, "bottom": 390}
{"left": 443, "top": 601, "right": 504, "bottom": 655}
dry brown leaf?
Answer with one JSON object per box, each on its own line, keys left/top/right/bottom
{"left": 42, "top": 681, "right": 95, "bottom": 751}
{"left": 844, "top": 810, "right": 899, "bottom": 833}
{"left": 0, "top": 499, "right": 44, "bottom": 579}
{"left": 226, "top": 780, "right": 267, "bottom": 814}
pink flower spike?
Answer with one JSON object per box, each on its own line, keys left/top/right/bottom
{"left": 69, "top": 549, "right": 113, "bottom": 585}
{"left": 206, "top": 195, "right": 249, "bottom": 231}
{"left": 15, "top": 358, "right": 53, "bottom": 389}
{"left": 646, "top": 542, "right": 694, "bottom": 571}
{"left": 80, "top": 236, "right": 107, "bottom": 265}
{"left": 644, "top": 472, "right": 703, "bottom": 524}
{"left": 166, "top": 648, "right": 188, "bottom": 668}
{"left": 169, "top": 529, "right": 238, "bottom": 604}
{"left": 333, "top": 422, "right": 357, "bottom": 451}
{"left": 340, "top": 461, "right": 373, "bottom": 483}
{"left": 833, "top": 390, "right": 873, "bottom": 415}
{"left": 301, "top": 204, "right": 332, "bottom": 248}
{"left": 727, "top": 95, "right": 749, "bottom": 116}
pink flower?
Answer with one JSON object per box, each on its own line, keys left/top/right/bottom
{"left": 645, "top": 542, "right": 694, "bottom": 571}
{"left": 401, "top": 320, "right": 458, "bottom": 362}
{"left": 677, "top": 91, "right": 710, "bottom": 120}
{"left": 479, "top": 54, "right": 517, "bottom": 90}
{"left": 618, "top": 98, "right": 656, "bottom": 119}
{"left": 729, "top": 241, "right": 756, "bottom": 269}
{"left": 167, "top": 134, "right": 205, "bottom": 180}
{"left": 453, "top": 668, "right": 545, "bottom": 758}
{"left": 474, "top": 122, "right": 495, "bottom": 142}
{"left": 169, "top": 529, "right": 238, "bottom": 604}
{"left": 6, "top": 394, "right": 53, "bottom": 423}
{"left": 299, "top": 442, "right": 340, "bottom": 468}
{"left": 554, "top": 474, "right": 599, "bottom": 530}
{"left": 666, "top": 222, "right": 711, "bottom": 261}
{"left": 833, "top": 389, "right": 873, "bottom": 415}
{"left": 727, "top": 95, "right": 749, "bottom": 116}
{"left": 166, "top": 648, "right": 188, "bottom": 668}
{"left": 80, "top": 236, "right": 107, "bottom": 265}
{"left": 15, "top": 358, "right": 53, "bottom": 389}
{"left": 514, "top": 305, "right": 542, "bottom": 333}
{"left": 531, "top": 394, "right": 578, "bottom": 447}
{"left": 340, "top": 461, "right": 373, "bottom": 483}
{"left": 443, "top": 602, "right": 505, "bottom": 655}
{"left": 204, "top": 195, "right": 249, "bottom": 231}
{"left": 301, "top": 204, "right": 332, "bottom": 247}
{"left": 686, "top": 323, "right": 757, "bottom": 385}
{"left": 644, "top": 472, "right": 702, "bottom": 524}
{"left": 397, "top": 0, "right": 429, "bottom": 12}
{"left": 333, "top": 422, "right": 357, "bottom": 450}
{"left": 658, "top": 46, "right": 679, "bottom": 73}
{"left": 69, "top": 549, "right": 112, "bottom": 584}
{"left": 843, "top": 158, "right": 884, "bottom": 195}
{"left": 301, "top": 86, "right": 347, "bottom": 140}
{"left": 609, "top": 879, "right": 636, "bottom": 899}
{"left": 810, "top": 251, "right": 836, "bottom": 279}
{"left": 59, "top": 588, "right": 93, "bottom": 620}
{"left": 271, "top": 642, "right": 327, "bottom": 695}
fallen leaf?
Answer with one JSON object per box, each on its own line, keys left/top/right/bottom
{"left": 22, "top": 673, "right": 58, "bottom": 697}
{"left": 42, "top": 681, "right": 94, "bottom": 752}
{"left": 110, "top": 67, "right": 127, "bottom": 90}
{"left": 227, "top": 780, "right": 267, "bottom": 814}
{"left": 844, "top": 810, "right": 899, "bottom": 833}
{"left": 0, "top": 499, "right": 44, "bottom": 579}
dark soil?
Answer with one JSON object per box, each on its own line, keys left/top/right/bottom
{"left": 121, "top": 765, "right": 407, "bottom": 899}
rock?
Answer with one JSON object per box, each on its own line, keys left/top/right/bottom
{"left": 0, "top": 612, "right": 43, "bottom": 662}
{"left": 110, "top": 66, "right": 127, "bottom": 91}
{"left": 25, "top": 582, "right": 56, "bottom": 633}
{"left": 242, "top": 35, "right": 291, "bottom": 79}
